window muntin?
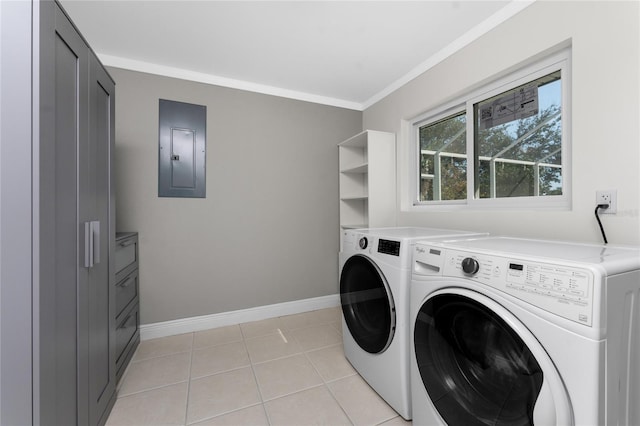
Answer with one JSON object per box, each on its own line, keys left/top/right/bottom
{"left": 475, "top": 71, "right": 562, "bottom": 199}
{"left": 412, "top": 51, "right": 569, "bottom": 209}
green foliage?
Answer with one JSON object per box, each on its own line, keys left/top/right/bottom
{"left": 477, "top": 104, "right": 562, "bottom": 198}
{"left": 420, "top": 114, "right": 466, "bottom": 153}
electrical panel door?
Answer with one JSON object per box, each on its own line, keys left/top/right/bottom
{"left": 158, "top": 99, "right": 206, "bottom": 198}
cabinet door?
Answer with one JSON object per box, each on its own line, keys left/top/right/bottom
{"left": 37, "top": 3, "right": 116, "bottom": 425}
{"left": 77, "top": 51, "right": 117, "bottom": 426}
{"left": 37, "top": 3, "right": 88, "bottom": 425}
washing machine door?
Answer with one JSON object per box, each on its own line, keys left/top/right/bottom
{"left": 414, "top": 288, "right": 573, "bottom": 426}
{"left": 340, "top": 254, "right": 395, "bottom": 354}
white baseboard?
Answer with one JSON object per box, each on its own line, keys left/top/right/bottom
{"left": 139, "top": 294, "right": 341, "bottom": 341}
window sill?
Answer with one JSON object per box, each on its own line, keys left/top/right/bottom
{"left": 407, "top": 195, "right": 571, "bottom": 213}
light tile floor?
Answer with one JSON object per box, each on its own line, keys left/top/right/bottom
{"left": 106, "top": 307, "right": 412, "bottom": 426}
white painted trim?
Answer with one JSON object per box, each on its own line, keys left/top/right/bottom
{"left": 361, "top": 0, "right": 536, "bottom": 110}
{"left": 405, "top": 46, "right": 571, "bottom": 212}
{"left": 95, "top": 1, "right": 534, "bottom": 113}
{"left": 139, "top": 294, "right": 341, "bottom": 341}
{"left": 98, "top": 54, "right": 362, "bottom": 111}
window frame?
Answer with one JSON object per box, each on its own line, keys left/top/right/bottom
{"left": 409, "top": 48, "right": 572, "bottom": 211}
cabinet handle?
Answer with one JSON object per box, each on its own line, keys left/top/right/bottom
{"left": 84, "top": 222, "right": 93, "bottom": 268}
{"left": 118, "top": 314, "right": 133, "bottom": 329}
{"left": 117, "top": 276, "right": 133, "bottom": 288}
{"left": 92, "top": 221, "right": 100, "bottom": 265}
{"left": 84, "top": 221, "right": 100, "bottom": 268}
{"left": 119, "top": 240, "right": 134, "bottom": 248}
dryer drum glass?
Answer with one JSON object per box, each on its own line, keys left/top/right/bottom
{"left": 340, "top": 255, "right": 394, "bottom": 354}
{"left": 414, "top": 294, "right": 543, "bottom": 425}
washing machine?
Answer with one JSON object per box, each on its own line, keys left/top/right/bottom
{"left": 410, "top": 236, "right": 640, "bottom": 426}
{"left": 339, "top": 227, "right": 487, "bottom": 420}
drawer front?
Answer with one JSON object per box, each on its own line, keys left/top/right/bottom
{"left": 115, "top": 235, "right": 138, "bottom": 279}
{"left": 116, "top": 305, "right": 138, "bottom": 364}
{"left": 116, "top": 270, "right": 138, "bottom": 319}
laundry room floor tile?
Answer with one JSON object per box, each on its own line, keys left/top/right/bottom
{"left": 244, "top": 330, "right": 302, "bottom": 363}
{"left": 278, "top": 308, "right": 337, "bottom": 330}
{"left": 189, "top": 405, "right": 269, "bottom": 426}
{"left": 263, "top": 386, "right": 351, "bottom": 426}
{"left": 329, "top": 375, "right": 399, "bottom": 426}
{"left": 239, "top": 317, "right": 283, "bottom": 339}
{"left": 289, "top": 323, "right": 342, "bottom": 351}
{"left": 253, "top": 354, "right": 324, "bottom": 401}
{"left": 190, "top": 340, "right": 250, "bottom": 378}
{"left": 304, "top": 306, "right": 342, "bottom": 324}
{"left": 193, "top": 324, "right": 243, "bottom": 349}
{"left": 187, "top": 367, "right": 261, "bottom": 424}
{"left": 108, "top": 307, "right": 412, "bottom": 426}
{"left": 332, "top": 320, "right": 343, "bottom": 335}
{"left": 106, "top": 382, "right": 188, "bottom": 426}
{"left": 118, "top": 352, "right": 191, "bottom": 396}
{"left": 132, "top": 332, "right": 193, "bottom": 362}
{"left": 306, "top": 344, "right": 357, "bottom": 382}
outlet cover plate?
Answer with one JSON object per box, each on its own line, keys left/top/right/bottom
{"left": 596, "top": 190, "right": 617, "bottom": 214}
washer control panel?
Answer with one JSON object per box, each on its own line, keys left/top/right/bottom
{"left": 414, "top": 246, "right": 596, "bottom": 327}
{"left": 378, "top": 239, "right": 401, "bottom": 256}
{"left": 342, "top": 231, "right": 405, "bottom": 263}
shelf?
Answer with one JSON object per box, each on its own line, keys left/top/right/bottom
{"left": 338, "top": 130, "right": 396, "bottom": 248}
{"left": 338, "top": 130, "right": 368, "bottom": 148}
{"left": 340, "top": 163, "right": 368, "bottom": 174}
{"left": 341, "top": 224, "right": 368, "bottom": 230}
{"left": 340, "top": 195, "right": 368, "bottom": 201}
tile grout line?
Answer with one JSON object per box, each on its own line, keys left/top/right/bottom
{"left": 116, "top": 379, "right": 190, "bottom": 399}
{"left": 258, "top": 382, "right": 327, "bottom": 404}
{"left": 301, "top": 326, "right": 357, "bottom": 426}
{"left": 185, "top": 326, "right": 254, "bottom": 425}
{"left": 183, "top": 332, "right": 196, "bottom": 426}
{"left": 129, "top": 347, "right": 192, "bottom": 364}
{"left": 241, "top": 323, "right": 273, "bottom": 426}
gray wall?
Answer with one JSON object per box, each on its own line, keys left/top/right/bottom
{"left": 109, "top": 67, "right": 362, "bottom": 325}
{"left": 364, "top": 1, "right": 640, "bottom": 245}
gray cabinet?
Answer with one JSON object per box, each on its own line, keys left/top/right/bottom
{"left": 42, "top": 4, "right": 117, "bottom": 425}
{"left": 0, "top": 1, "right": 116, "bottom": 425}
{"left": 115, "top": 232, "right": 140, "bottom": 381}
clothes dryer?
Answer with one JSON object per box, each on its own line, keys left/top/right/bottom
{"left": 410, "top": 236, "right": 640, "bottom": 425}
{"left": 339, "top": 227, "right": 487, "bottom": 420}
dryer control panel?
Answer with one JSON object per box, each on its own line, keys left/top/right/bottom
{"left": 414, "top": 245, "right": 596, "bottom": 327}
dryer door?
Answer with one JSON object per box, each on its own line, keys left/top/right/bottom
{"left": 414, "top": 288, "right": 573, "bottom": 426}
{"left": 340, "top": 254, "right": 395, "bottom": 354}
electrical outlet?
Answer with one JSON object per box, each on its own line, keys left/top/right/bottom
{"left": 596, "top": 190, "right": 617, "bottom": 214}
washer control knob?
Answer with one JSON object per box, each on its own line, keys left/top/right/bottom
{"left": 358, "top": 237, "right": 368, "bottom": 250}
{"left": 461, "top": 257, "right": 480, "bottom": 274}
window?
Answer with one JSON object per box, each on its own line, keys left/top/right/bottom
{"left": 412, "top": 49, "right": 570, "bottom": 209}
{"left": 475, "top": 71, "right": 562, "bottom": 199}
{"left": 419, "top": 113, "right": 467, "bottom": 202}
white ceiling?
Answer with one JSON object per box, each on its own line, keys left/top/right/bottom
{"left": 60, "top": 0, "right": 533, "bottom": 110}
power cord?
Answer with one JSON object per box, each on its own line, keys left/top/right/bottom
{"left": 595, "top": 203, "right": 609, "bottom": 244}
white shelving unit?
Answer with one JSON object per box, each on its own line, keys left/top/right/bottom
{"left": 338, "top": 130, "right": 396, "bottom": 238}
